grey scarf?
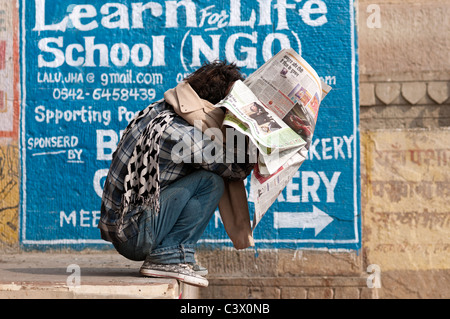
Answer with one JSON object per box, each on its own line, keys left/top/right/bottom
{"left": 119, "top": 108, "right": 174, "bottom": 219}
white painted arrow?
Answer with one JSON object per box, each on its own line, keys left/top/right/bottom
{"left": 273, "top": 206, "right": 333, "bottom": 237}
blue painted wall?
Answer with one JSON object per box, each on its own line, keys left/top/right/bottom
{"left": 20, "top": 0, "right": 360, "bottom": 250}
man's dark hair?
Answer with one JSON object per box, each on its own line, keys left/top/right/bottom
{"left": 185, "top": 60, "right": 244, "bottom": 104}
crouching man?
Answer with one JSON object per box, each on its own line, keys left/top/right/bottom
{"left": 99, "top": 61, "right": 255, "bottom": 287}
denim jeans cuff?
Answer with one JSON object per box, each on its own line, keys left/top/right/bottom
{"left": 147, "top": 244, "right": 196, "bottom": 264}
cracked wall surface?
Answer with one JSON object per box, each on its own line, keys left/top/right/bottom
{"left": 0, "top": 0, "right": 19, "bottom": 249}
{"left": 0, "top": 141, "right": 19, "bottom": 246}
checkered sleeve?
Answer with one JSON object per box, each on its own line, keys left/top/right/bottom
{"left": 163, "top": 120, "right": 255, "bottom": 181}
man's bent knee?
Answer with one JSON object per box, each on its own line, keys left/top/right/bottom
{"left": 200, "top": 170, "right": 225, "bottom": 197}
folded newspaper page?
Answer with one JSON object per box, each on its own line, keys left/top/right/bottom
{"left": 216, "top": 80, "right": 306, "bottom": 169}
{"left": 215, "top": 48, "right": 332, "bottom": 231}
{"left": 245, "top": 48, "right": 331, "bottom": 149}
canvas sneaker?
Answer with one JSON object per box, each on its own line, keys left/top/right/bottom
{"left": 191, "top": 264, "right": 208, "bottom": 276}
{"left": 140, "top": 260, "right": 208, "bottom": 288}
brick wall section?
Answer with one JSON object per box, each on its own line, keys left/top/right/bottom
{"left": 196, "top": 249, "right": 379, "bottom": 299}
{"left": 201, "top": 277, "right": 379, "bottom": 299}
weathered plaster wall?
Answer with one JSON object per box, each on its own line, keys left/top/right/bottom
{"left": 199, "top": 0, "right": 450, "bottom": 299}
{"left": 0, "top": 0, "right": 20, "bottom": 250}
{"left": 358, "top": 0, "right": 449, "bottom": 299}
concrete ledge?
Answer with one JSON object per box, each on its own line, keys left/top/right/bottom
{"left": 0, "top": 253, "right": 198, "bottom": 299}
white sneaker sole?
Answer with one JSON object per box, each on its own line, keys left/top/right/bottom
{"left": 195, "top": 269, "right": 208, "bottom": 276}
{"left": 140, "top": 268, "right": 209, "bottom": 288}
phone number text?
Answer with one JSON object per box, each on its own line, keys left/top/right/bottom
{"left": 52, "top": 88, "right": 156, "bottom": 102}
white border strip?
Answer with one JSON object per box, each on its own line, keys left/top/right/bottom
{"left": 20, "top": 0, "right": 27, "bottom": 243}
{"left": 350, "top": 0, "right": 359, "bottom": 244}
{"left": 198, "top": 238, "right": 358, "bottom": 244}
{"left": 23, "top": 239, "right": 111, "bottom": 245}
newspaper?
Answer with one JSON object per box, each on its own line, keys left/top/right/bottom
{"left": 216, "top": 80, "right": 306, "bottom": 174}
{"left": 215, "top": 48, "right": 332, "bottom": 230}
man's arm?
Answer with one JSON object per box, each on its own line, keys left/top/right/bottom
{"left": 165, "top": 121, "right": 255, "bottom": 181}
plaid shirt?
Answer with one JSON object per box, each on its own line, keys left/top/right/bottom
{"left": 99, "top": 100, "right": 254, "bottom": 244}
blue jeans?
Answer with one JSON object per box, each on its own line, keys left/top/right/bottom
{"left": 114, "top": 170, "right": 224, "bottom": 264}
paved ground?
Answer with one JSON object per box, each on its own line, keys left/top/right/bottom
{"left": 0, "top": 252, "right": 198, "bottom": 299}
